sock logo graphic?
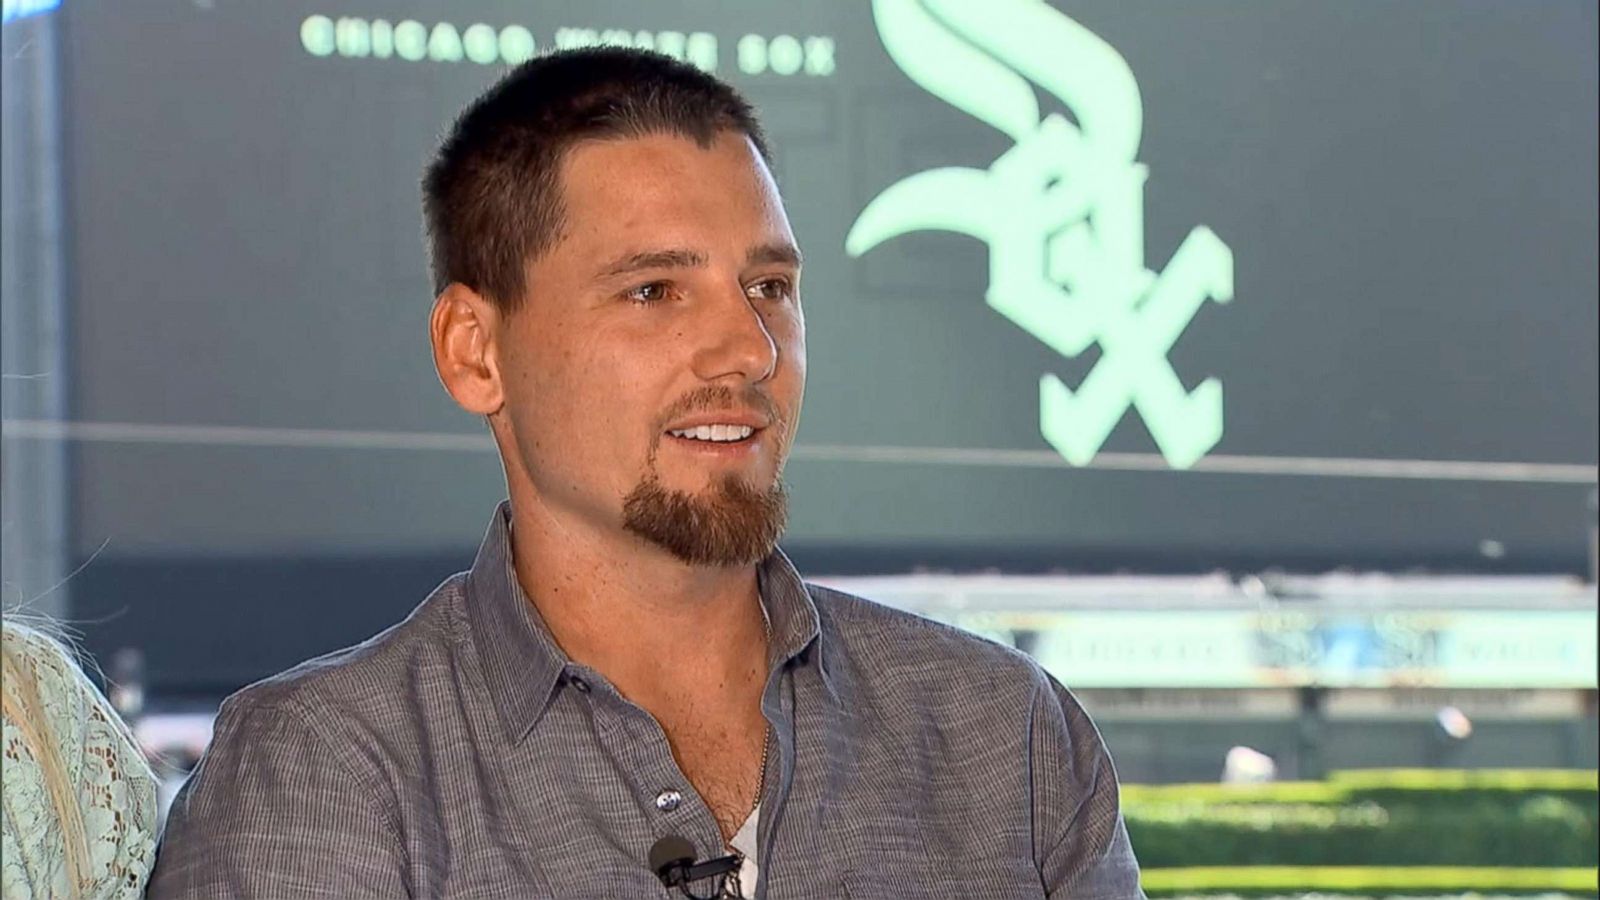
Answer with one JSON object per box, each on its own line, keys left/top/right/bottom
{"left": 847, "top": 0, "right": 1234, "bottom": 469}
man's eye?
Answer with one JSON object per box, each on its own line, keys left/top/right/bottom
{"left": 624, "top": 282, "right": 670, "bottom": 305}
{"left": 746, "top": 278, "right": 794, "bottom": 302}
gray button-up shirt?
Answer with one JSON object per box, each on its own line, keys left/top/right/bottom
{"left": 149, "top": 504, "right": 1143, "bottom": 898}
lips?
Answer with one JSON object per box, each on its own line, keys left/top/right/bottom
{"left": 657, "top": 387, "right": 781, "bottom": 451}
{"left": 667, "top": 423, "right": 757, "bottom": 442}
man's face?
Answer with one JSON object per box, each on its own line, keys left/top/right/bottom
{"left": 494, "top": 130, "right": 805, "bottom": 567}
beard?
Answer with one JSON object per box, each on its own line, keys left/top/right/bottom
{"left": 622, "top": 469, "right": 788, "bottom": 567}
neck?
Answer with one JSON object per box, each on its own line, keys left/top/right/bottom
{"left": 505, "top": 489, "right": 771, "bottom": 705}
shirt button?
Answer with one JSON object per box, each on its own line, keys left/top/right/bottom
{"left": 654, "top": 790, "right": 683, "bottom": 812}
{"left": 569, "top": 676, "right": 591, "bottom": 694}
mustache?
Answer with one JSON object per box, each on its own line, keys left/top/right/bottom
{"left": 656, "top": 385, "right": 784, "bottom": 432}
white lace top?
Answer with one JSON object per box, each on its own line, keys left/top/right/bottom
{"left": 1, "top": 623, "right": 158, "bottom": 899}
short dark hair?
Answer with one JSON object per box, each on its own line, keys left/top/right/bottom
{"left": 422, "top": 47, "right": 770, "bottom": 311}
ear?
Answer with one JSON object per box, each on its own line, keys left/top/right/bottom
{"left": 429, "top": 283, "right": 504, "bottom": 416}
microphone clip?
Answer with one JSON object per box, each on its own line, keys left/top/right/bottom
{"left": 649, "top": 835, "right": 745, "bottom": 899}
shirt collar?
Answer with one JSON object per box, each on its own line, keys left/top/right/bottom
{"left": 463, "top": 501, "right": 569, "bottom": 743}
{"left": 464, "top": 501, "right": 825, "bottom": 742}
{"left": 760, "top": 547, "right": 838, "bottom": 702}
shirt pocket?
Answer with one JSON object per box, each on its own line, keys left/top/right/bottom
{"left": 842, "top": 855, "right": 1046, "bottom": 899}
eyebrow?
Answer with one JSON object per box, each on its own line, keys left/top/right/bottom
{"left": 747, "top": 242, "right": 803, "bottom": 269}
{"left": 596, "top": 242, "right": 803, "bottom": 280}
{"left": 598, "top": 249, "right": 708, "bottom": 279}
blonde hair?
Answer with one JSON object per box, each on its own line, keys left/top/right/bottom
{"left": 2, "top": 616, "right": 92, "bottom": 893}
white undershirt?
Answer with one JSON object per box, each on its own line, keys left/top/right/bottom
{"left": 727, "top": 804, "right": 760, "bottom": 897}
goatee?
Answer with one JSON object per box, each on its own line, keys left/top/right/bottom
{"left": 622, "top": 472, "right": 788, "bottom": 567}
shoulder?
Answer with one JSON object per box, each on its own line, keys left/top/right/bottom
{"left": 2, "top": 621, "right": 89, "bottom": 711}
{"left": 805, "top": 583, "right": 1054, "bottom": 714}
{"left": 1, "top": 623, "right": 86, "bottom": 861}
{"left": 807, "top": 582, "right": 1046, "bottom": 676}
{"left": 1, "top": 621, "right": 137, "bottom": 756}
{"left": 223, "top": 574, "right": 467, "bottom": 716}
{"left": 216, "top": 572, "right": 469, "bottom": 732}
{"left": 799, "top": 584, "right": 1135, "bottom": 882}
{"left": 2, "top": 620, "right": 159, "bottom": 899}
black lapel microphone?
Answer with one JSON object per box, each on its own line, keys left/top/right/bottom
{"left": 648, "top": 834, "right": 744, "bottom": 899}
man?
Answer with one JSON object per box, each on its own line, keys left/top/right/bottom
{"left": 149, "top": 48, "right": 1143, "bottom": 899}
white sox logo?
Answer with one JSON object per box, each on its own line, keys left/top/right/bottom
{"left": 847, "top": 0, "right": 1234, "bottom": 468}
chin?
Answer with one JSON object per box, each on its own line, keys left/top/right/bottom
{"left": 621, "top": 470, "right": 790, "bottom": 568}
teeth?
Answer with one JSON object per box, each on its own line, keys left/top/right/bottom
{"left": 669, "top": 424, "right": 755, "bottom": 442}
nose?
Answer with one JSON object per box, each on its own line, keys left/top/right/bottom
{"left": 690, "top": 285, "right": 778, "bottom": 385}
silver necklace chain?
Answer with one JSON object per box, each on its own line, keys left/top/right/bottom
{"left": 721, "top": 604, "right": 773, "bottom": 900}
{"left": 749, "top": 602, "right": 773, "bottom": 820}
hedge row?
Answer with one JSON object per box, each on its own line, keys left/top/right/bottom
{"left": 1123, "top": 769, "right": 1599, "bottom": 869}
{"left": 1139, "top": 865, "right": 1599, "bottom": 897}
{"left": 1127, "top": 797, "right": 1596, "bottom": 867}
{"left": 1121, "top": 769, "right": 1600, "bottom": 808}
